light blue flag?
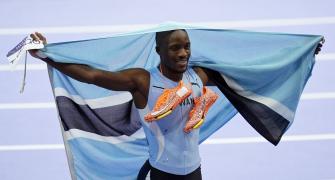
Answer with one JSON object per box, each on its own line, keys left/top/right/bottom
{"left": 39, "top": 22, "right": 323, "bottom": 179}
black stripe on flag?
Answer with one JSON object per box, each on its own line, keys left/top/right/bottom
{"left": 210, "top": 69, "right": 289, "bottom": 145}
{"left": 56, "top": 96, "right": 141, "bottom": 136}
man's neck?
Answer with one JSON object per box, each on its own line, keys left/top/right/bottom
{"left": 159, "top": 65, "right": 183, "bottom": 82}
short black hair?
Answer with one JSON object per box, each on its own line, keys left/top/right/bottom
{"left": 155, "top": 29, "right": 186, "bottom": 48}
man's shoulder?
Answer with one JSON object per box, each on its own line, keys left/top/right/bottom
{"left": 190, "top": 66, "right": 208, "bottom": 85}
{"left": 120, "top": 68, "right": 150, "bottom": 86}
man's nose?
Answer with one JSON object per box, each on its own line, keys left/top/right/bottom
{"left": 178, "top": 48, "right": 189, "bottom": 59}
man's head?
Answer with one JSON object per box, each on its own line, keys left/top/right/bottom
{"left": 155, "top": 29, "right": 191, "bottom": 73}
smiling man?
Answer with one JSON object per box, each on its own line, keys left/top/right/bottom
{"left": 30, "top": 29, "right": 216, "bottom": 180}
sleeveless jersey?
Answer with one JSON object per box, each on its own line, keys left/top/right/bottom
{"left": 136, "top": 67, "right": 203, "bottom": 175}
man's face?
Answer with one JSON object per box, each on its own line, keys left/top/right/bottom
{"left": 159, "top": 30, "right": 191, "bottom": 73}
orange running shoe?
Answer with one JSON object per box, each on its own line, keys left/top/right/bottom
{"left": 184, "top": 87, "right": 218, "bottom": 133}
{"left": 145, "top": 81, "right": 192, "bottom": 122}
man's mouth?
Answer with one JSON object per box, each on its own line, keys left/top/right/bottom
{"left": 177, "top": 60, "right": 188, "bottom": 66}
{"left": 177, "top": 59, "right": 188, "bottom": 65}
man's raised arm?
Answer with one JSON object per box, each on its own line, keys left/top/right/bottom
{"left": 29, "top": 32, "right": 150, "bottom": 107}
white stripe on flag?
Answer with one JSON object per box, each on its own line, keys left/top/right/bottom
{"left": 221, "top": 73, "right": 295, "bottom": 122}
{"left": 54, "top": 88, "right": 133, "bottom": 109}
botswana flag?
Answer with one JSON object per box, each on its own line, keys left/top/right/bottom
{"left": 40, "top": 22, "right": 323, "bottom": 179}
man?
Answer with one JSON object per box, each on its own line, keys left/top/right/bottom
{"left": 30, "top": 29, "right": 214, "bottom": 180}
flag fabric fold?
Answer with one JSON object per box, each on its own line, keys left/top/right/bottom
{"left": 40, "top": 22, "right": 322, "bottom": 179}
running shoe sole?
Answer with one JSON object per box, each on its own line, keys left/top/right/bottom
{"left": 184, "top": 87, "right": 218, "bottom": 133}
{"left": 145, "top": 81, "right": 192, "bottom": 122}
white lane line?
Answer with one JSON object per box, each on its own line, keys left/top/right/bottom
{"left": 203, "top": 133, "right": 335, "bottom": 145}
{"left": 0, "top": 54, "right": 334, "bottom": 72}
{"left": 0, "top": 102, "right": 56, "bottom": 109}
{"left": 317, "top": 53, "right": 335, "bottom": 61}
{"left": 301, "top": 92, "right": 335, "bottom": 100}
{"left": 1, "top": 16, "right": 335, "bottom": 35}
{"left": 1, "top": 133, "right": 334, "bottom": 151}
{"left": 0, "top": 64, "right": 47, "bottom": 71}
{"left": 0, "top": 92, "right": 334, "bottom": 110}
{"left": 0, "top": 144, "right": 64, "bottom": 152}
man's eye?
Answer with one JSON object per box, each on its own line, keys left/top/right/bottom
{"left": 170, "top": 45, "right": 180, "bottom": 51}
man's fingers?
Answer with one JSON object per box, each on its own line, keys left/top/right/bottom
{"left": 314, "top": 40, "right": 324, "bottom": 55}
{"left": 314, "top": 47, "right": 322, "bottom": 55}
{"left": 35, "top": 32, "right": 47, "bottom": 44}
{"left": 30, "top": 33, "right": 40, "bottom": 41}
{"left": 30, "top": 32, "right": 47, "bottom": 45}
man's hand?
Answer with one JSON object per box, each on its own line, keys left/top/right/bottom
{"left": 314, "top": 38, "right": 325, "bottom": 55}
{"left": 28, "top": 32, "right": 47, "bottom": 59}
